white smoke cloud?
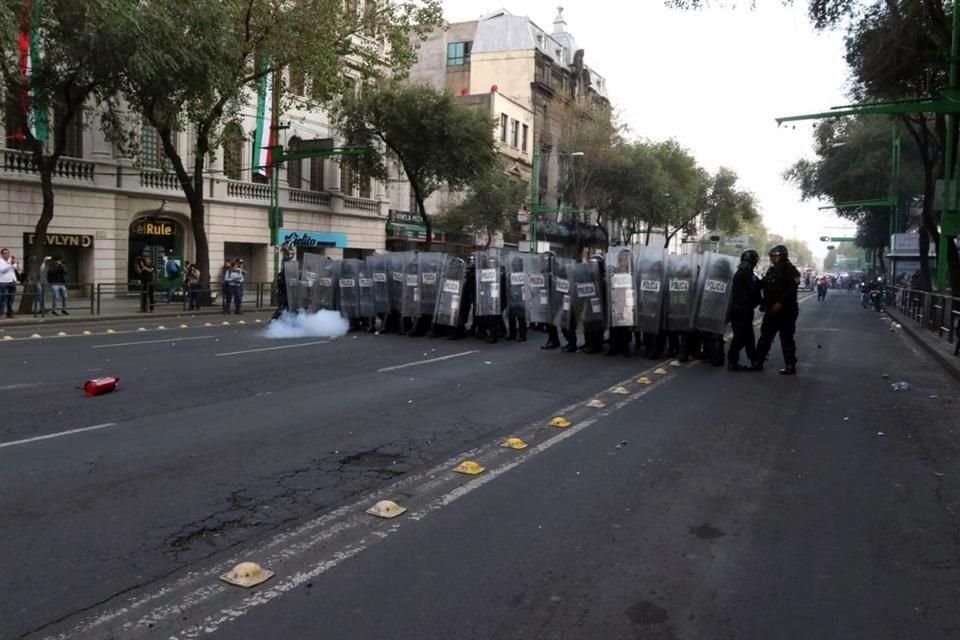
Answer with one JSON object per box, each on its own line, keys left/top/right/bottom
{"left": 263, "top": 310, "right": 350, "bottom": 339}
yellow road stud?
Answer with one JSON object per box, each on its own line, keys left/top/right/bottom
{"left": 454, "top": 460, "right": 485, "bottom": 475}
{"left": 204, "top": 322, "right": 212, "bottom": 327}
{"left": 366, "top": 500, "right": 407, "bottom": 519}
{"left": 255, "top": 319, "right": 262, "bottom": 323}
{"left": 220, "top": 561, "right": 274, "bottom": 588}
{"left": 82, "top": 330, "right": 92, "bottom": 335}
{"left": 57, "top": 331, "right": 67, "bottom": 337}
{"left": 586, "top": 399, "right": 606, "bottom": 408}
{"left": 180, "top": 324, "right": 189, "bottom": 328}
{"left": 611, "top": 386, "right": 630, "bottom": 395}
{"left": 670, "top": 360, "right": 683, "bottom": 367}
{"left": 636, "top": 377, "right": 653, "bottom": 385}
{"left": 654, "top": 368, "right": 668, "bottom": 375}
{"left": 2, "top": 335, "right": 13, "bottom": 340}
{"left": 106, "top": 329, "right": 115, "bottom": 334}
{"left": 501, "top": 437, "right": 528, "bottom": 450}
{"left": 549, "top": 416, "right": 572, "bottom": 428}
{"left": 157, "top": 325, "right": 166, "bottom": 330}
{"left": 30, "top": 333, "right": 41, "bottom": 339}
{"left": 221, "top": 321, "right": 231, "bottom": 326}
{"left": 137, "top": 327, "right": 146, "bottom": 332}
{"left": 237, "top": 320, "right": 246, "bottom": 325}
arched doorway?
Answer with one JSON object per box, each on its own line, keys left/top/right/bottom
{"left": 128, "top": 213, "right": 188, "bottom": 288}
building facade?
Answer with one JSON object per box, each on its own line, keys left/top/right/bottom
{"left": 0, "top": 78, "right": 387, "bottom": 289}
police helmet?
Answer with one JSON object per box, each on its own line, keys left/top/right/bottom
{"left": 769, "top": 245, "right": 789, "bottom": 259}
{"left": 741, "top": 249, "right": 760, "bottom": 267}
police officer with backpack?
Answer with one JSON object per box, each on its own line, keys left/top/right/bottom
{"left": 754, "top": 245, "right": 802, "bottom": 375}
{"left": 727, "top": 249, "right": 762, "bottom": 372}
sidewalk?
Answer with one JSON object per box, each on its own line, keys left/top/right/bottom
{"left": 1, "top": 294, "right": 274, "bottom": 329}
{"left": 885, "top": 305, "right": 960, "bottom": 384}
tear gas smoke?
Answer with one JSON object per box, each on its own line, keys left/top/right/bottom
{"left": 263, "top": 310, "right": 350, "bottom": 339}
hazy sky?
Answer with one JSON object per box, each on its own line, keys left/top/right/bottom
{"left": 441, "top": 0, "right": 859, "bottom": 260}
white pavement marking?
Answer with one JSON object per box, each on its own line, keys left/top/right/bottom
{"left": 92, "top": 336, "right": 216, "bottom": 349}
{"left": 0, "top": 423, "right": 117, "bottom": 450}
{"left": 215, "top": 341, "right": 329, "bottom": 357}
{"left": 42, "top": 361, "right": 680, "bottom": 640}
{"left": 376, "top": 350, "right": 479, "bottom": 373}
{"left": 0, "top": 383, "right": 43, "bottom": 391}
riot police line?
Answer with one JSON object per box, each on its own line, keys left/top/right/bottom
{"left": 273, "top": 245, "right": 742, "bottom": 364}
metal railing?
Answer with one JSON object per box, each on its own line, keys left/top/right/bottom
{"left": 4, "top": 281, "right": 277, "bottom": 318}
{"left": 892, "top": 286, "right": 960, "bottom": 356}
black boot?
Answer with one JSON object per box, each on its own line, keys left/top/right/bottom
{"left": 779, "top": 365, "right": 797, "bottom": 375}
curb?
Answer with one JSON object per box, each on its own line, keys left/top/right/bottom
{"left": 885, "top": 307, "right": 960, "bottom": 385}
{"left": 0, "top": 308, "right": 275, "bottom": 330}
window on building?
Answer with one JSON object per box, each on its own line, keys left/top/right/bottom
{"left": 54, "top": 103, "right": 83, "bottom": 158}
{"left": 358, "top": 170, "right": 371, "bottom": 198}
{"left": 340, "top": 160, "right": 356, "bottom": 195}
{"left": 140, "top": 125, "right": 162, "bottom": 170}
{"left": 499, "top": 114, "right": 508, "bottom": 143}
{"left": 510, "top": 119, "right": 519, "bottom": 148}
{"left": 286, "top": 136, "right": 302, "bottom": 188}
{"left": 288, "top": 65, "right": 305, "bottom": 96}
{"left": 446, "top": 41, "right": 472, "bottom": 66}
{"left": 521, "top": 124, "right": 528, "bottom": 153}
{"left": 309, "top": 155, "right": 324, "bottom": 192}
{"left": 221, "top": 122, "right": 244, "bottom": 180}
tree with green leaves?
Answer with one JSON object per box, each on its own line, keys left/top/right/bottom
{"left": 438, "top": 161, "right": 528, "bottom": 248}
{"left": 0, "top": 0, "right": 130, "bottom": 312}
{"left": 107, "top": 0, "right": 442, "bottom": 291}
{"left": 784, "top": 117, "right": 924, "bottom": 279}
{"left": 337, "top": 82, "right": 499, "bottom": 251}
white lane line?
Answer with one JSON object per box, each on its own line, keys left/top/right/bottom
{"left": 215, "top": 341, "right": 329, "bottom": 357}
{"left": 377, "top": 350, "right": 479, "bottom": 373}
{"left": 92, "top": 336, "right": 216, "bottom": 349}
{"left": 0, "top": 423, "right": 117, "bottom": 450}
{"left": 0, "top": 383, "right": 43, "bottom": 391}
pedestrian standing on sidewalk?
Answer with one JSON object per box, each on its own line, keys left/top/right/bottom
{"left": 136, "top": 256, "right": 155, "bottom": 312}
{"left": 185, "top": 262, "right": 201, "bottom": 310}
{"left": 224, "top": 260, "right": 245, "bottom": 315}
{"left": 47, "top": 256, "right": 69, "bottom": 315}
{"left": 0, "top": 248, "right": 19, "bottom": 318}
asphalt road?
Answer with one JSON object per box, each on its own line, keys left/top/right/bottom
{"left": 6, "top": 291, "right": 960, "bottom": 639}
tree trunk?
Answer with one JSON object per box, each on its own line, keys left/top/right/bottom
{"left": 18, "top": 160, "right": 56, "bottom": 315}
{"left": 416, "top": 193, "right": 431, "bottom": 252}
{"left": 645, "top": 223, "right": 652, "bottom": 247}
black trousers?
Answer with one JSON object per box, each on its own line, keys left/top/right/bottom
{"left": 140, "top": 283, "right": 155, "bottom": 311}
{"left": 756, "top": 307, "right": 798, "bottom": 367}
{"left": 508, "top": 308, "right": 527, "bottom": 340}
{"left": 545, "top": 324, "right": 560, "bottom": 346}
{"left": 608, "top": 327, "right": 632, "bottom": 354}
{"left": 728, "top": 309, "right": 757, "bottom": 364}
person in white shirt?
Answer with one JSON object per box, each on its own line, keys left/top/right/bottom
{"left": 0, "top": 248, "right": 20, "bottom": 318}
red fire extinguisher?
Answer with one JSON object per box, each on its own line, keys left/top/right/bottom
{"left": 83, "top": 377, "right": 119, "bottom": 396}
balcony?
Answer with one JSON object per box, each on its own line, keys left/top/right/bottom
{"left": 342, "top": 195, "right": 381, "bottom": 215}
{"left": 226, "top": 180, "right": 270, "bottom": 201}
{"left": 289, "top": 188, "right": 332, "bottom": 208}
{"left": 2, "top": 149, "right": 95, "bottom": 182}
{"left": 139, "top": 170, "right": 180, "bottom": 191}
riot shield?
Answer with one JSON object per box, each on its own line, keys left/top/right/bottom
{"left": 573, "top": 260, "right": 606, "bottom": 330}
{"left": 664, "top": 253, "right": 698, "bottom": 332}
{"left": 366, "top": 253, "right": 391, "bottom": 316}
{"left": 505, "top": 252, "right": 529, "bottom": 314}
{"left": 357, "top": 260, "right": 375, "bottom": 319}
{"left": 606, "top": 247, "right": 636, "bottom": 328}
{"left": 475, "top": 250, "right": 502, "bottom": 317}
{"left": 283, "top": 259, "right": 302, "bottom": 312}
{"left": 550, "top": 257, "right": 574, "bottom": 329}
{"left": 418, "top": 252, "right": 444, "bottom": 317}
{"left": 525, "top": 253, "right": 553, "bottom": 324}
{"left": 300, "top": 253, "right": 323, "bottom": 312}
{"left": 337, "top": 259, "right": 361, "bottom": 319}
{"left": 434, "top": 256, "right": 466, "bottom": 327}
{"left": 316, "top": 258, "right": 339, "bottom": 311}
{"left": 693, "top": 252, "right": 737, "bottom": 335}
{"left": 401, "top": 254, "right": 420, "bottom": 319}
{"left": 388, "top": 252, "right": 407, "bottom": 316}
{"left": 636, "top": 246, "right": 666, "bottom": 334}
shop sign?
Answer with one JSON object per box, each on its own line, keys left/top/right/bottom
{"left": 132, "top": 218, "right": 177, "bottom": 237}
{"left": 279, "top": 229, "right": 347, "bottom": 248}
{"left": 388, "top": 209, "right": 421, "bottom": 225}
{"left": 23, "top": 232, "right": 94, "bottom": 248}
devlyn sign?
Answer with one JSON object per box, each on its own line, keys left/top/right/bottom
{"left": 23, "top": 233, "right": 94, "bottom": 248}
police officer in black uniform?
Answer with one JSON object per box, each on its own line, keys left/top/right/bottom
{"left": 727, "top": 249, "right": 762, "bottom": 371}
{"left": 754, "top": 245, "right": 802, "bottom": 375}
{"left": 451, "top": 258, "right": 476, "bottom": 340}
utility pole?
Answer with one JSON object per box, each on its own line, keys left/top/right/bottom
{"left": 940, "top": 0, "right": 960, "bottom": 292}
